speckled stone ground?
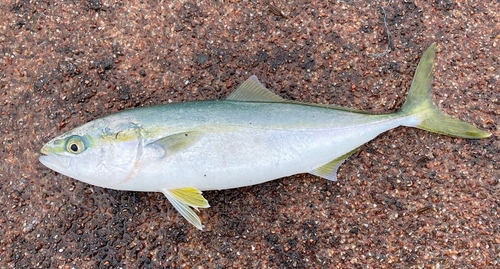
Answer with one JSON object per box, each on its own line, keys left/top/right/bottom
{"left": 1, "top": 0, "right": 499, "bottom": 268}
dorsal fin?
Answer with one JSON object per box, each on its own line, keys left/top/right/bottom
{"left": 227, "top": 76, "right": 374, "bottom": 114}
{"left": 226, "top": 75, "right": 285, "bottom": 102}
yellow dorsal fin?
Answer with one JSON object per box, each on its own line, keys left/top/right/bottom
{"left": 226, "top": 75, "right": 285, "bottom": 102}
{"left": 161, "top": 188, "right": 210, "bottom": 230}
{"left": 228, "top": 76, "right": 374, "bottom": 114}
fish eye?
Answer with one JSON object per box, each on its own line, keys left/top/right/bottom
{"left": 65, "top": 136, "right": 86, "bottom": 154}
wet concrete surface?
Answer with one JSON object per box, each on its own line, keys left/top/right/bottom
{"left": 1, "top": 0, "right": 499, "bottom": 268}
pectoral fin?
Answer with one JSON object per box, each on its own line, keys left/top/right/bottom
{"left": 146, "top": 131, "right": 203, "bottom": 158}
{"left": 309, "top": 148, "right": 359, "bottom": 181}
{"left": 161, "top": 187, "right": 210, "bottom": 230}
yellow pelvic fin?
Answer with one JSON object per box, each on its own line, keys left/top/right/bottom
{"left": 309, "top": 147, "right": 360, "bottom": 181}
{"left": 162, "top": 188, "right": 210, "bottom": 230}
{"left": 167, "top": 187, "right": 210, "bottom": 208}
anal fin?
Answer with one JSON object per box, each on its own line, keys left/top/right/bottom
{"left": 162, "top": 187, "right": 210, "bottom": 230}
{"left": 309, "top": 147, "right": 360, "bottom": 181}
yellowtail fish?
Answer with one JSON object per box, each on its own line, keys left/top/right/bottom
{"left": 39, "top": 44, "right": 490, "bottom": 230}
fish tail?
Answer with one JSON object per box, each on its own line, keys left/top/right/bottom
{"left": 398, "top": 43, "right": 490, "bottom": 139}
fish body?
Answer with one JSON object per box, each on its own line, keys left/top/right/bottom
{"left": 39, "top": 44, "right": 490, "bottom": 229}
{"left": 60, "top": 100, "right": 413, "bottom": 192}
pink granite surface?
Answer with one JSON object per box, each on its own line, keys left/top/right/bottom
{"left": 0, "top": 0, "right": 498, "bottom": 268}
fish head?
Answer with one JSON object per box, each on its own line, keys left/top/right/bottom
{"left": 39, "top": 117, "right": 143, "bottom": 189}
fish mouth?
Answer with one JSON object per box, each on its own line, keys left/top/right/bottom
{"left": 40, "top": 143, "right": 52, "bottom": 156}
{"left": 39, "top": 153, "right": 70, "bottom": 173}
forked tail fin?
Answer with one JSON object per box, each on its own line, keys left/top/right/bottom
{"left": 399, "top": 43, "right": 490, "bottom": 139}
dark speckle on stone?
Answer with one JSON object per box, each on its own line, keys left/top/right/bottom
{"left": 119, "top": 86, "right": 130, "bottom": 100}
{"left": 360, "top": 24, "right": 372, "bottom": 34}
{"left": 300, "top": 57, "right": 315, "bottom": 71}
{"left": 34, "top": 76, "right": 49, "bottom": 93}
{"left": 88, "top": 0, "right": 102, "bottom": 11}
{"left": 434, "top": 0, "right": 456, "bottom": 11}
{"left": 76, "top": 89, "right": 96, "bottom": 103}
{"left": 59, "top": 60, "right": 81, "bottom": 77}
{"left": 100, "top": 58, "right": 114, "bottom": 71}
{"left": 196, "top": 53, "right": 209, "bottom": 65}
{"left": 14, "top": 20, "right": 26, "bottom": 27}
{"left": 254, "top": 51, "right": 268, "bottom": 65}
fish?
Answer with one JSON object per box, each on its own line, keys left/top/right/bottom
{"left": 39, "top": 43, "right": 490, "bottom": 230}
